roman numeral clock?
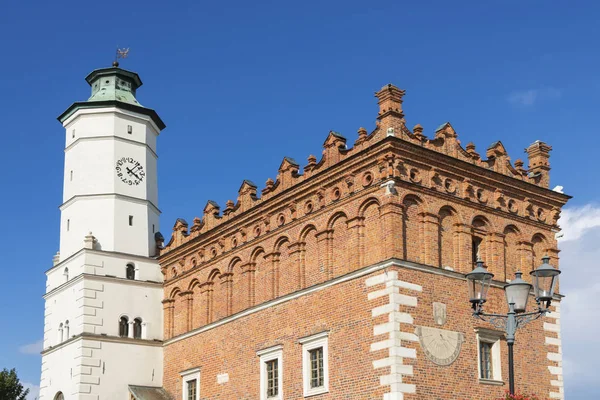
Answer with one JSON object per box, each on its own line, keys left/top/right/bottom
{"left": 116, "top": 157, "right": 145, "bottom": 186}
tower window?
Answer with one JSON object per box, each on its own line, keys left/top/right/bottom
{"left": 126, "top": 264, "right": 135, "bottom": 280}
{"left": 152, "top": 224, "right": 155, "bottom": 233}
{"left": 133, "top": 318, "right": 142, "bottom": 339}
{"left": 70, "top": 170, "right": 73, "bottom": 181}
{"left": 127, "top": 125, "right": 133, "bottom": 134}
{"left": 58, "top": 323, "right": 64, "bottom": 343}
{"left": 64, "top": 320, "right": 70, "bottom": 340}
{"left": 119, "top": 316, "right": 129, "bottom": 337}
{"left": 129, "top": 215, "right": 133, "bottom": 226}
{"left": 72, "top": 130, "right": 75, "bottom": 139}
{"left": 63, "top": 267, "right": 69, "bottom": 283}
{"left": 67, "top": 219, "right": 70, "bottom": 231}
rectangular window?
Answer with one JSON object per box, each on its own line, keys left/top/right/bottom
{"left": 187, "top": 379, "right": 197, "bottom": 400}
{"left": 129, "top": 215, "right": 133, "bottom": 226}
{"left": 309, "top": 347, "right": 324, "bottom": 388}
{"left": 72, "top": 129, "right": 75, "bottom": 138}
{"left": 152, "top": 224, "right": 155, "bottom": 233}
{"left": 179, "top": 368, "right": 200, "bottom": 400}
{"left": 127, "top": 125, "right": 133, "bottom": 134}
{"left": 299, "top": 331, "right": 329, "bottom": 396}
{"left": 67, "top": 219, "right": 70, "bottom": 231}
{"left": 479, "top": 342, "right": 493, "bottom": 379}
{"left": 70, "top": 170, "right": 73, "bottom": 181}
{"left": 476, "top": 328, "right": 503, "bottom": 383}
{"left": 266, "top": 360, "right": 278, "bottom": 397}
{"left": 257, "top": 345, "right": 283, "bottom": 400}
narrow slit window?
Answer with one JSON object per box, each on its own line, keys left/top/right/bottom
{"left": 472, "top": 237, "right": 483, "bottom": 267}
{"left": 67, "top": 219, "right": 70, "bottom": 231}
{"left": 127, "top": 125, "right": 133, "bottom": 134}
{"left": 133, "top": 318, "right": 142, "bottom": 339}
{"left": 70, "top": 170, "right": 73, "bottom": 181}
{"left": 129, "top": 215, "right": 133, "bottom": 226}
{"left": 72, "top": 129, "right": 75, "bottom": 138}
{"left": 119, "top": 316, "right": 129, "bottom": 337}
{"left": 152, "top": 224, "right": 155, "bottom": 233}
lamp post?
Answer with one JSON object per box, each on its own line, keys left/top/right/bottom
{"left": 466, "top": 256, "right": 560, "bottom": 395}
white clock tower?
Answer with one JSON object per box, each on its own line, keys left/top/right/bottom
{"left": 40, "top": 63, "right": 167, "bottom": 400}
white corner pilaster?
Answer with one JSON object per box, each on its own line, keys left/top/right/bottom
{"left": 545, "top": 302, "right": 564, "bottom": 400}
{"left": 366, "top": 270, "right": 422, "bottom": 400}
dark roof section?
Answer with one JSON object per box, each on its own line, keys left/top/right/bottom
{"left": 86, "top": 67, "right": 143, "bottom": 89}
{"left": 128, "top": 385, "right": 172, "bottom": 400}
{"left": 58, "top": 100, "right": 166, "bottom": 131}
{"left": 283, "top": 157, "right": 299, "bottom": 166}
{"left": 330, "top": 131, "right": 346, "bottom": 140}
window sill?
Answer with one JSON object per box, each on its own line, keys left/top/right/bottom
{"left": 304, "top": 387, "right": 329, "bottom": 397}
{"left": 479, "top": 378, "right": 504, "bottom": 386}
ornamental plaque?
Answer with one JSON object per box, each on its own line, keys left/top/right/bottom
{"left": 433, "top": 302, "right": 447, "bottom": 326}
{"left": 415, "top": 326, "right": 464, "bottom": 366}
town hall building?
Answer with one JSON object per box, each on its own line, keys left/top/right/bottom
{"left": 40, "top": 63, "right": 569, "bottom": 400}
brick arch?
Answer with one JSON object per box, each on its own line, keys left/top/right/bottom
{"left": 227, "top": 256, "right": 243, "bottom": 274}
{"left": 503, "top": 224, "right": 522, "bottom": 281}
{"left": 253, "top": 247, "right": 272, "bottom": 305}
{"left": 326, "top": 210, "right": 348, "bottom": 230}
{"left": 301, "top": 224, "right": 323, "bottom": 288}
{"left": 168, "top": 287, "right": 181, "bottom": 300}
{"left": 188, "top": 279, "right": 204, "bottom": 329}
{"left": 438, "top": 206, "right": 459, "bottom": 270}
{"left": 402, "top": 194, "right": 424, "bottom": 263}
{"left": 470, "top": 214, "right": 493, "bottom": 268}
{"left": 531, "top": 233, "right": 549, "bottom": 271}
{"left": 362, "top": 200, "right": 382, "bottom": 267}
{"left": 273, "top": 236, "right": 294, "bottom": 296}
{"left": 298, "top": 223, "right": 318, "bottom": 242}
{"left": 230, "top": 257, "right": 248, "bottom": 315}
{"left": 330, "top": 212, "right": 350, "bottom": 277}
{"left": 358, "top": 197, "right": 381, "bottom": 218}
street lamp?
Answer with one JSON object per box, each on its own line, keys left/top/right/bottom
{"left": 465, "top": 256, "right": 560, "bottom": 395}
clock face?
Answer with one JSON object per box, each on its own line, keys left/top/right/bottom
{"left": 415, "top": 326, "right": 464, "bottom": 366}
{"left": 115, "top": 157, "right": 145, "bottom": 186}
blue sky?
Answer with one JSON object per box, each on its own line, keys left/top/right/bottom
{"left": 0, "top": 1, "right": 598, "bottom": 398}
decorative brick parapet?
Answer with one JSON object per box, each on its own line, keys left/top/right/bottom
{"left": 366, "top": 270, "right": 422, "bottom": 400}
{"left": 544, "top": 302, "right": 564, "bottom": 399}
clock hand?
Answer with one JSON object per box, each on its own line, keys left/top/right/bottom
{"left": 126, "top": 167, "right": 141, "bottom": 181}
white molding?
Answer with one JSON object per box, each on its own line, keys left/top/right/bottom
{"left": 257, "top": 345, "right": 283, "bottom": 400}
{"left": 300, "top": 332, "right": 329, "bottom": 397}
{"left": 180, "top": 367, "right": 200, "bottom": 400}
{"left": 63, "top": 106, "right": 162, "bottom": 135}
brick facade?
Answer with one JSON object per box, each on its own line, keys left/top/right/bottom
{"left": 158, "top": 84, "right": 569, "bottom": 399}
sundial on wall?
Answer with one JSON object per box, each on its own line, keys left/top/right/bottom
{"left": 414, "top": 302, "right": 464, "bottom": 366}
{"left": 415, "top": 326, "right": 464, "bottom": 366}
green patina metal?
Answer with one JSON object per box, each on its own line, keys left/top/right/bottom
{"left": 58, "top": 66, "right": 166, "bottom": 130}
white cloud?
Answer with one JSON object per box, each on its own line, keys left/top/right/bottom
{"left": 557, "top": 204, "right": 600, "bottom": 399}
{"left": 18, "top": 340, "right": 43, "bottom": 355}
{"left": 557, "top": 204, "right": 600, "bottom": 242}
{"left": 23, "top": 382, "right": 40, "bottom": 400}
{"left": 508, "top": 87, "right": 561, "bottom": 107}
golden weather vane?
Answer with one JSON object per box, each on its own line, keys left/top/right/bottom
{"left": 112, "top": 47, "right": 130, "bottom": 67}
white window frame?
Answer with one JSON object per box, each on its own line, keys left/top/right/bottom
{"left": 475, "top": 328, "right": 503, "bottom": 384}
{"left": 299, "top": 331, "right": 329, "bottom": 397}
{"left": 180, "top": 367, "right": 200, "bottom": 400}
{"left": 257, "top": 345, "right": 283, "bottom": 400}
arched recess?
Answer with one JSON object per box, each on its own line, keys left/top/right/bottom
{"left": 503, "top": 225, "right": 521, "bottom": 281}
{"left": 439, "top": 206, "right": 458, "bottom": 270}
{"left": 230, "top": 258, "right": 247, "bottom": 315}
{"left": 273, "top": 236, "right": 292, "bottom": 297}
{"left": 329, "top": 212, "right": 350, "bottom": 278}
{"left": 253, "top": 247, "right": 272, "bottom": 305}
{"left": 471, "top": 215, "right": 491, "bottom": 268}
{"left": 170, "top": 287, "right": 185, "bottom": 337}
{"left": 209, "top": 268, "right": 226, "bottom": 322}
{"left": 301, "top": 225, "right": 324, "bottom": 288}
{"left": 531, "top": 233, "right": 548, "bottom": 271}
{"left": 361, "top": 199, "right": 382, "bottom": 267}
{"left": 188, "top": 279, "right": 203, "bottom": 329}
{"left": 54, "top": 392, "right": 65, "bottom": 400}
{"left": 403, "top": 195, "right": 423, "bottom": 263}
